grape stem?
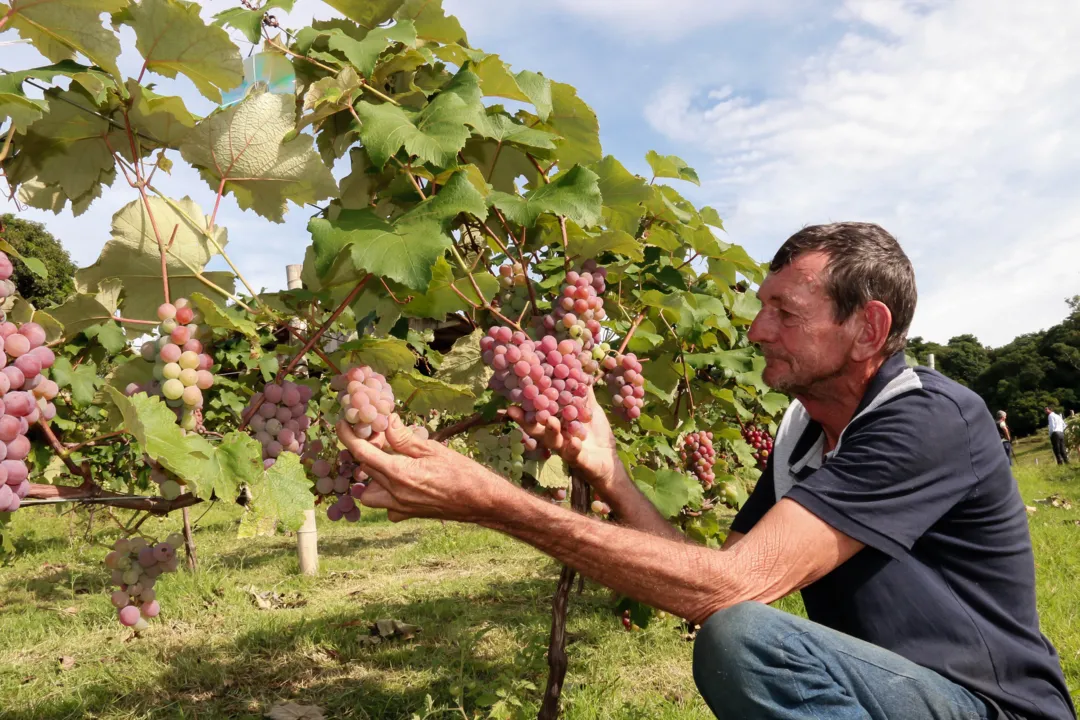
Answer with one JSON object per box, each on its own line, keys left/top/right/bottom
{"left": 22, "top": 485, "right": 204, "bottom": 514}
{"left": 432, "top": 410, "right": 507, "bottom": 442}
{"left": 448, "top": 244, "right": 522, "bottom": 330}
{"left": 617, "top": 312, "right": 646, "bottom": 355}
{"left": 282, "top": 323, "right": 341, "bottom": 375}
{"left": 64, "top": 431, "right": 128, "bottom": 453}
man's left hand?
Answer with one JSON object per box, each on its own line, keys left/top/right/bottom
{"left": 337, "top": 415, "right": 502, "bottom": 524}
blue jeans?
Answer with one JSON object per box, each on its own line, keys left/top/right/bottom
{"left": 693, "top": 602, "right": 992, "bottom": 720}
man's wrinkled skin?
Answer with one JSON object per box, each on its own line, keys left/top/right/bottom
{"left": 338, "top": 251, "right": 887, "bottom": 624}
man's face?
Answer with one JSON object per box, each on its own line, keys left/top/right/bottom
{"left": 748, "top": 252, "right": 857, "bottom": 395}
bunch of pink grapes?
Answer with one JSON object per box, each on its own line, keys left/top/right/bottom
{"left": 481, "top": 328, "right": 593, "bottom": 439}
{"left": 104, "top": 534, "right": 183, "bottom": 629}
{"left": 682, "top": 431, "right": 716, "bottom": 488}
{"left": 330, "top": 365, "right": 395, "bottom": 439}
{"left": 129, "top": 299, "right": 215, "bottom": 432}
{"left": 310, "top": 449, "right": 366, "bottom": 522}
{"left": 537, "top": 260, "right": 607, "bottom": 353}
{"left": 0, "top": 251, "right": 16, "bottom": 299}
{"left": 245, "top": 380, "right": 314, "bottom": 468}
{"left": 0, "top": 320, "right": 58, "bottom": 512}
{"left": 602, "top": 353, "right": 646, "bottom": 421}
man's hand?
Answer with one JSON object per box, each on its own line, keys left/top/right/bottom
{"left": 507, "top": 387, "right": 622, "bottom": 496}
{"left": 337, "top": 415, "right": 503, "bottom": 524}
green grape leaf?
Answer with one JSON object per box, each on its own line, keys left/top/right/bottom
{"left": 239, "top": 450, "right": 313, "bottom": 533}
{"left": 309, "top": 209, "right": 451, "bottom": 292}
{"left": 189, "top": 292, "right": 258, "bottom": 339}
{"left": 82, "top": 322, "right": 127, "bottom": 353}
{"left": 567, "top": 229, "right": 643, "bottom": 262}
{"left": 0, "top": 0, "right": 125, "bottom": 77}
{"left": 180, "top": 87, "right": 338, "bottom": 222}
{"left": 512, "top": 70, "right": 552, "bottom": 122}
{"left": 13, "top": 86, "right": 114, "bottom": 200}
{"left": 758, "top": 391, "right": 790, "bottom": 417}
{"left": 395, "top": 0, "right": 466, "bottom": 44}
{"left": 338, "top": 336, "right": 416, "bottom": 375}
{"left": 435, "top": 329, "right": 492, "bottom": 396}
{"left": 461, "top": 137, "right": 537, "bottom": 194}
{"left": 323, "top": 0, "right": 403, "bottom": 28}
{"left": 535, "top": 454, "right": 570, "bottom": 490}
{"left": 402, "top": 169, "right": 488, "bottom": 227}
{"left": 545, "top": 82, "right": 601, "bottom": 168}
{"left": 0, "top": 72, "right": 48, "bottom": 132}
{"left": 199, "top": 431, "right": 264, "bottom": 507}
{"left": 328, "top": 20, "right": 416, "bottom": 77}
{"left": 713, "top": 244, "right": 766, "bottom": 284}
{"left": 389, "top": 370, "right": 474, "bottom": 414}
{"left": 117, "top": 79, "right": 196, "bottom": 149}
{"left": 472, "top": 111, "right": 558, "bottom": 150}
{"left": 75, "top": 196, "right": 233, "bottom": 323}
{"left": 731, "top": 290, "right": 762, "bottom": 325}
{"left": 489, "top": 165, "right": 601, "bottom": 228}
{"left": 632, "top": 467, "right": 698, "bottom": 519}
{"left": 645, "top": 150, "right": 700, "bottom": 186}
{"left": 683, "top": 347, "right": 756, "bottom": 372}
{"left": 355, "top": 68, "right": 482, "bottom": 168}
{"left": 401, "top": 256, "right": 497, "bottom": 319}
{"left": 472, "top": 55, "right": 531, "bottom": 104}
{"left": 212, "top": 1, "right": 294, "bottom": 44}
{"left": 700, "top": 206, "right": 724, "bottom": 229}
{"left": 592, "top": 155, "right": 649, "bottom": 234}
{"left": 48, "top": 293, "right": 114, "bottom": 335}
{"left": 128, "top": 0, "right": 243, "bottom": 104}
{"left": 0, "top": 239, "right": 46, "bottom": 279}
{"left": 51, "top": 356, "right": 103, "bottom": 407}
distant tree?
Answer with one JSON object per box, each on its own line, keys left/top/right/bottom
{"left": 938, "top": 334, "right": 990, "bottom": 388}
{"left": 0, "top": 214, "right": 77, "bottom": 307}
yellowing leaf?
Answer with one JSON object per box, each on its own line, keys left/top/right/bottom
{"left": 1, "top": 0, "right": 125, "bottom": 77}
{"left": 180, "top": 87, "right": 338, "bottom": 222}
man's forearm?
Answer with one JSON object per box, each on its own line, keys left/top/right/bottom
{"left": 478, "top": 479, "right": 749, "bottom": 624}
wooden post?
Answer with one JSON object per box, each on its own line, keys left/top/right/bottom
{"left": 288, "top": 264, "right": 319, "bottom": 576}
{"left": 927, "top": 353, "right": 936, "bottom": 370}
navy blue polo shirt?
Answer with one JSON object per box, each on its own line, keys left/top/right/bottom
{"left": 732, "top": 352, "right": 1074, "bottom": 720}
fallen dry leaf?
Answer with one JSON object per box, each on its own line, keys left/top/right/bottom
{"left": 58, "top": 656, "right": 75, "bottom": 671}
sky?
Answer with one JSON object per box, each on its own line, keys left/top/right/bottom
{"left": 2, "top": 0, "right": 1078, "bottom": 347}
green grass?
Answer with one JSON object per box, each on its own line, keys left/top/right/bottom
{"left": 1, "top": 443, "right": 1079, "bottom": 719}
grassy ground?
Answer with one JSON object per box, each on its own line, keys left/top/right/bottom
{"left": 0, "top": 438, "right": 1078, "bottom": 720}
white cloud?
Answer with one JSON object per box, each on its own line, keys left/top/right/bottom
{"left": 645, "top": 0, "right": 1080, "bottom": 345}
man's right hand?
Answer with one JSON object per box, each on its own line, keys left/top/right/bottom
{"left": 507, "top": 387, "right": 623, "bottom": 499}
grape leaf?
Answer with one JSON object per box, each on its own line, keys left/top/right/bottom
{"left": 75, "top": 196, "right": 234, "bottom": 323}
{"left": 758, "top": 392, "right": 790, "bottom": 417}
{"left": 0, "top": 0, "right": 125, "bottom": 77}
{"left": 401, "top": 169, "right": 488, "bottom": 228}
{"left": 731, "top": 290, "right": 762, "bottom": 325}
{"left": 632, "top": 467, "right": 698, "bottom": 518}
{"left": 389, "top": 371, "right": 474, "bottom": 414}
{"left": 244, "top": 452, "right": 315, "bottom": 532}
{"left": 535, "top": 454, "right": 570, "bottom": 490}
{"left": 592, "top": 155, "right": 649, "bottom": 234}
{"left": 489, "top": 165, "right": 602, "bottom": 229}
{"left": 116, "top": 80, "right": 196, "bottom": 149}
{"left": 354, "top": 68, "right": 482, "bottom": 168}
{"left": 328, "top": 20, "right": 416, "bottom": 77}
{"left": 394, "top": 0, "right": 466, "bottom": 44}
{"left": 472, "top": 111, "right": 557, "bottom": 151}
{"left": 401, "top": 256, "right": 497, "bottom": 319}
{"left": 180, "top": 87, "right": 338, "bottom": 222}
{"left": 322, "top": 0, "right": 403, "bottom": 29}
{"left": 513, "top": 70, "right": 552, "bottom": 122}
{"left": 189, "top": 292, "right": 258, "bottom": 340}
{"left": 82, "top": 322, "right": 127, "bottom": 353}
{"left": 435, "top": 329, "right": 492, "bottom": 396}
{"left": 645, "top": 150, "right": 700, "bottom": 186}
{"left": 699, "top": 206, "right": 724, "bottom": 229}
{"left": 0, "top": 239, "right": 46, "bottom": 279}
{"left": 309, "top": 209, "right": 451, "bottom": 292}
{"left": 0, "top": 72, "right": 48, "bottom": 132}
{"left": 567, "top": 229, "right": 643, "bottom": 263}
{"left": 127, "top": 0, "right": 243, "bottom": 104}
{"left": 472, "top": 55, "right": 531, "bottom": 104}
{"left": 200, "top": 431, "right": 264, "bottom": 507}
{"left": 48, "top": 293, "right": 115, "bottom": 335}
{"left": 545, "top": 82, "right": 601, "bottom": 168}
{"left": 337, "top": 336, "right": 416, "bottom": 375}
{"left": 213, "top": 1, "right": 295, "bottom": 44}
{"left": 51, "top": 357, "right": 103, "bottom": 407}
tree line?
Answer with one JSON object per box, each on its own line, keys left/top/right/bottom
{"left": 908, "top": 297, "right": 1080, "bottom": 437}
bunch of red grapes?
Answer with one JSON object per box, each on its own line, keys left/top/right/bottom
{"left": 310, "top": 449, "right": 366, "bottom": 523}
{"left": 245, "top": 380, "right": 314, "bottom": 468}
{"left": 129, "top": 299, "right": 215, "bottom": 432}
{"left": 104, "top": 534, "right": 183, "bottom": 629}
{"left": 0, "top": 250, "right": 16, "bottom": 300}
{"left": 602, "top": 353, "right": 645, "bottom": 421}
{"left": 0, "top": 319, "right": 58, "bottom": 513}
{"left": 742, "top": 424, "right": 774, "bottom": 468}
{"left": 682, "top": 431, "right": 716, "bottom": 488}
{"left": 537, "top": 260, "right": 607, "bottom": 354}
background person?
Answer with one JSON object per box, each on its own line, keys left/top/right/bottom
{"left": 1047, "top": 407, "right": 1069, "bottom": 464}
{"left": 340, "top": 223, "right": 1074, "bottom": 720}
{"left": 997, "top": 410, "right": 1015, "bottom": 465}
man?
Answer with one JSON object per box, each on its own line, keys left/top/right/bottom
{"left": 1047, "top": 407, "right": 1069, "bottom": 465}
{"left": 339, "top": 223, "right": 1074, "bottom": 720}
{"left": 998, "top": 410, "right": 1015, "bottom": 465}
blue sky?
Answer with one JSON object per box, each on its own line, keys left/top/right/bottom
{"left": 3, "top": 0, "right": 1078, "bottom": 347}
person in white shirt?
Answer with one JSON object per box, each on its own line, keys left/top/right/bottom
{"left": 1046, "top": 407, "right": 1069, "bottom": 465}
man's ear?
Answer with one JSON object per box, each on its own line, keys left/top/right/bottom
{"left": 851, "top": 300, "right": 892, "bottom": 362}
